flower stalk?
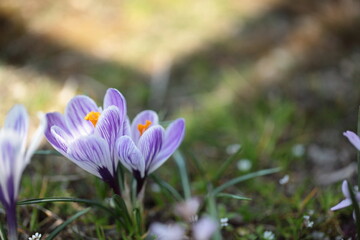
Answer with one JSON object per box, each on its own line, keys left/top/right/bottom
{"left": 6, "top": 203, "right": 17, "bottom": 240}
{"left": 357, "top": 105, "right": 360, "bottom": 188}
{"left": 0, "top": 105, "right": 45, "bottom": 240}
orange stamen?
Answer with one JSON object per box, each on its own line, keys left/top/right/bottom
{"left": 84, "top": 111, "right": 101, "bottom": 127}
{"left": 137, "top": 120, "right": 152, "bottom": 136}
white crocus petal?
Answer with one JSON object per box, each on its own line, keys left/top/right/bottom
{"left": 50, "top": 126, "right": 73, "bottom": 155}
{"left": 94, "top": 106, "right": 123, "bottom": 169}
{"left": 193, "top": 216, "right": 218, "bottom": 240}
{"left": 148, "top": 222, "right": 185, "bottom": 240}
{"left": 117, "top": 136, "right": 145, "bottom": 178}
{"left": 343, "top": 130, "right": 360, "bottom": 151}
{"left": 341, "top": 180, "right": 351, "bottom": 199}
{"left": 137, "top": 126, "right": 164, "bottom": 171}
{"left": 64, "top": 95, "right": 98, "bottom": 138}
{"left": 24, "top": 112, "right": 46, "bottom": 165}
{"left": 174, "top": 197, "right": 201, "bottom": 221}
{"left": 4, "top": 105, "right": 29, "bottom": 160}
{"left": 67, "top": 135, "right": 112, "bottom": 179}
{"left": 130, "top": 110, "right": 159, "bottom": 144}
{"left": 0, "top": 130, "right": 23, "bottom": 205}
{"left": 0, "top": 105, "right": 44, "bottom": 240}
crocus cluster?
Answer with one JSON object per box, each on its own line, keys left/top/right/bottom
{"left": 45, "top": 88, "right": 185, "bottom": 194}
{"left": 0, "top": 105, "right": 46, "bottom": 240}
{"left": 0, "top": 87, "right": 185, "bottom": 239}
{"left": 331, "top": 131, "right": 360, "bottom": 212}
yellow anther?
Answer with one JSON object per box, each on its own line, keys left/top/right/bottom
{"left": 84, "top": 111, "right": 101, "bottom": 127}
{"left": 137, "top": 120, "right": 152, "bottom": 136}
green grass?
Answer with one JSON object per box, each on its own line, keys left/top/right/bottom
{"left": 1, "top": 0, "right": 359, "bottom": 238}
{"left": 11, "top": 78, "right": 347, "bottom": 239}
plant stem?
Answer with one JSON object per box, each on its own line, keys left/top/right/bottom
{"left": 347, "top": 181, "right": 360, "bottom": 239}
{"left": 357, "top": 106, "right": 360, "bottom": 188}
{"left": 174, "top": 151, "right": 191, "bottom": 199}
{"left": 207, "top": 184, "right": 222, "bottom": 240}
{"left": 112, "top": 183, "right": 121, "bottom": 196}
{"left": 6, "top": 203, "right": 17, "bottom": 240}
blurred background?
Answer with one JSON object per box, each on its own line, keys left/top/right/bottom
{"left": 1, "top": 0, "right": 360, "bottom": 238}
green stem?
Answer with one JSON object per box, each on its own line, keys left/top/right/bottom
{"left": 357, "top": 106, "right": 360, "bottom": 188}
{"left": 347, "top": 181, "right": 360, "bottom": 238}
{"left": 207, "top": 184, "right": 222, "bottom": 240}
{"left": 173, "top": 151, "right": 191, "bottom": 199}
{"left": 212, "top": 146, "right": 242, "bottom": 183}
{"left": 46, "top": 208, "right": 91, "bottom": 240}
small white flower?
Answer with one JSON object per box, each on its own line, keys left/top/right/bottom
{"left": 263, "top": 231, "right": 275, "bottom": 240}
{"left": 226, "top": 144, "right": 241, "bottom": 155}
{"left": 237, "top": 159, "right": 252, "bottom": 171}
{"left": 220, "top": 217, "right": 228, "bottom": 227}
{"left": 303, "top": 215, "right": 314, "bottom": 228}
{"left": 279, "top": 175, "right": 289, "bottom": 185}
{"left": 28, "top": 232, "right": 42, "bottom": 240}
{"left": 292, "top": 144, "right": 305, "bottom": 157}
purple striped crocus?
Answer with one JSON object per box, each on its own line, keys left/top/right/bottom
{"left": 0, "top": 105, "right": 46, "bottom": 240}
{"left": 117, "top": 110, "right": 185, "bottom": 194}
{"left": 45, "top": 88, "right": 127, "bottom": 194}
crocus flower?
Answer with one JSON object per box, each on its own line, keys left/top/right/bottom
{"left": 331, "top": 180, "right": 360, "bottom": 211}
{"left": 116, "top": 110, "right": 185, "bottom": 193}
{"left": 0, "top": 105, "right": 46, "bottom": 240}
{"left": 343, "top": 130, "right": 360, "bottom": 151}
{"left": 45, "top": 88, "right": 127, "bottom": 194}
{"left": 174, "top": 197, "right": 201, "bottom": 222}
{"left": 148, "top": 222, "right": 185, "bottom": 240}
{"left": 192, "top": 216, "right": 218, "bottom": 240}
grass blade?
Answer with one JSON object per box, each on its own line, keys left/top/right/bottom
{"left": 117, "top": 164, "right": 126, "bottom": 192}
{"left": 187, "top": 150, "right": 205, "bottom": 176}
{"left": 150, "top": 175, "right": 183, "bottom": 201}
{"left": 46, "top": 207, "right": 90, "bottom": 240}
{"left": 347, "top": 181, "right": 360, "bottom": 238}
{"left": 17, "top": 197, "right": 112, "bottom": 215}
{"left": 212, "top": 145, "right": 242, "bottom": 182}
{"left": 216, "top": 193, "right": 251, "bottom": 201}
{"left": 34, "top": 150, "right": 62, "bottom": 156}
{"left": 133, "top": 208, "right": 142, "bottom": 236}
{"left": 212, "top": 167, "right": 281, "bottom": 196}
{"left": 95, "top": 225, "right": 106, "bottom": 240}
{"left": 0, "top": 222, "right": 6, "bottom": 240}
{"left": 206, "top": 184, "right": 222, "bottom": 240}
{"left": 173, "top": 151, "right": 192, "bottom": 199}
{"left": 112, "top": 195, "right": 133, "bottom": 232}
